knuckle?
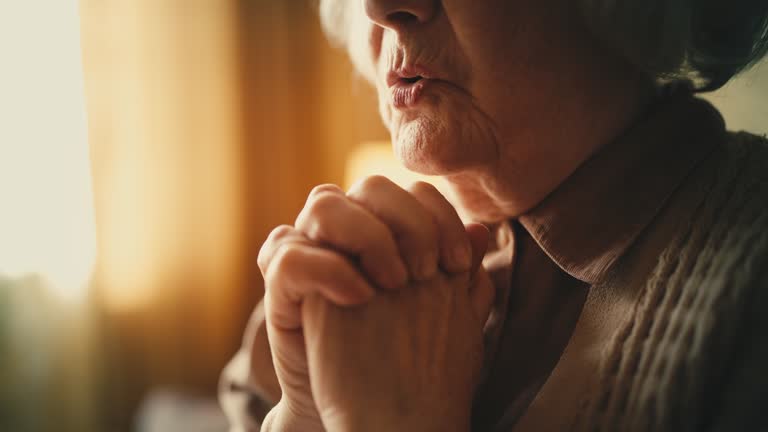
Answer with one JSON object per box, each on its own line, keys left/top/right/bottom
{"left": 301, "top": 194, "right": 343, "bottom": 238}
{"left": 409, "top": 180, "right": 440, "bottom": 196}
{"left": 266, "top": 244, "right": 303, "bottom": 284}
{"left": 257, "top": 225, "right": 295, "bottom": 272}
{"left": 308, "top": 191, "right": 342, "bottom": 215}
{"left": 268, "top": 224, "right": 295, "bottom": 242}
{"left": 308, "top": 183, "right": 342, "bottom": 199}
{"left": 264, "top": 244, "right": 306, "bottom": 292}
{"left": 410, "top": 182, "right": 458, "bottom": 224}
{"left": 256, "top": 248, "right": 269, "bottom": 275}
{"left": 356, "top": 174, "right": 394, "bottom": 195}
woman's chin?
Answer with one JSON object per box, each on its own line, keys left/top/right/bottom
{"left": 384, "top": 87, "right": 498, "bottom": 177}
{"left": 392, "top": 122, "right": 464, "bottom": 175}
{"left": 390, "top": 110, "right": 492, "bottom": 177}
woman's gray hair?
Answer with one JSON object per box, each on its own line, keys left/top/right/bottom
{"left": 582, "top": 0, "right": 768, "bottom": 91}
{"left": 318, "top": 0, "right": 768, "bottom": 92}
{"left": 318, "top": 0, "right": 351, "bottom": 48}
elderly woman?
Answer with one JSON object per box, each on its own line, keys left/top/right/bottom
{"left": 221, "top": 0, "right": 768, "bottom": 431}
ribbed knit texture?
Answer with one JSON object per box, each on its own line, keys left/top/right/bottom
{"left": 578, "top": 132, "right": 768, "bottom": 432}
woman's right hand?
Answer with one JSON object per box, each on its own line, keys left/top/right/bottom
{"left": 257, "top": 177, "right": 477, "bottom": 431}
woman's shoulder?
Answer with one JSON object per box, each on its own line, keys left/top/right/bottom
{"left": 697, "top": 130, "right": 768, "bottom": 236}
{"left": 669, "top": 129, "right": 768, "bottom": 429}
{"left": 705, "top": 130, "right": 768, "bottom": 254}
{"left": 603, "top": 129, "right": 768, "bottom": 431}
{"left": 720, "top": 130, "right": 768, "bottom": 187}
{"left": 661, "top": 130, "right": 768, "bottom": 269}
{"left": 693, "top": 129, "right": 768, "bottom": 429}
{"left": 682, "top": 129, "right": 768, "bottom": 297}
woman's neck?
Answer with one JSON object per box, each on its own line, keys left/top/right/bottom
{"left": 446, "top": 64, "right": 658, "bottom": 223}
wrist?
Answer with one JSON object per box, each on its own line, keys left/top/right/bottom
{"left": 262, "top": 400, "right": 325, "bottom": 432}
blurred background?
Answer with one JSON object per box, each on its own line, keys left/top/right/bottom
{"left": 0, "top": 1, "right": 765, "bottom": 431}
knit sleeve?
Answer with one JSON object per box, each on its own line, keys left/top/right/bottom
{"left": 219, "top": 301, "right": 282, "bottom": 431}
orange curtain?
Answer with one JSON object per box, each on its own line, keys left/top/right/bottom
{"left": 81, "top": 0, "right": 385, "bottom": 428}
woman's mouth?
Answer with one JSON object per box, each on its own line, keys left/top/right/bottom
{"left": 390, "top": 75, "right": 426, "bottom": 108}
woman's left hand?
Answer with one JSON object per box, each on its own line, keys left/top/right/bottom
{"left": 301, "top": 224, "right": 495, "bottom": 432}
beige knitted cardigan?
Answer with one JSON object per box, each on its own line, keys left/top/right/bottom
{"left": 573, "top": 131, "right": 768, "bottom": 431}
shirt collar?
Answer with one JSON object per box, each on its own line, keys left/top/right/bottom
{"left": 517, "top": 88, "right": 726, "bottom": 284}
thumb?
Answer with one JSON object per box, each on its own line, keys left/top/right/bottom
{"left": 465, "top": 223, "right": 495, "bottom": 322}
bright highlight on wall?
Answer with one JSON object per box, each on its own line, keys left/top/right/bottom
{"left": 0, "top": 1, "right": 96, "bottom": 301}
{"left": 345, "top": 141, "right": 456, "bottom": 204}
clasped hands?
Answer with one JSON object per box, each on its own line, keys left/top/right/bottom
{"left": 258, "top": 176, "right": 495, "bottom": 432}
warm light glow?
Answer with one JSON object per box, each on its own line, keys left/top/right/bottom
{"left": 345, "top": 141, "right": 444, "bottom": 190}
{"left": 346, "top": 141, "right": 456, "bottom": 194}
{"left": 346, "top": 142, "right": 475, "bottom": 221}
{"left": 0, "top": 1, "right": 96, "bottom": 301}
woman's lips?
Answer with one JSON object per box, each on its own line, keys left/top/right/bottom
{"left": 386, "top": 66, "right": 462, "bottom": 109}
{"left": 390, "top": 78, "right": 426, "bottom": 108}
{"left": 386, "top": 66, "right": 435, "bottom": 109}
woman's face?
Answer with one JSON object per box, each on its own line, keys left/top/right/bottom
{"left": 323, "top": 0, "right": 652, "bottom": 219}
{"left": 328, "top": 0, "right": 600, "bottom": 177}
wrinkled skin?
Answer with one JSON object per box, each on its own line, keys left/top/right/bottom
{"left": 303, "top": 266, "right": 493, "bottom": 432}
{"left": 258, "top": 178, "right": 492, "bottom": 431}
{"left": 256, "top": 0, "right": 654, "bottom": 429}
{"left": 327, "top": 0, "right": 653, "bottom": 220}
